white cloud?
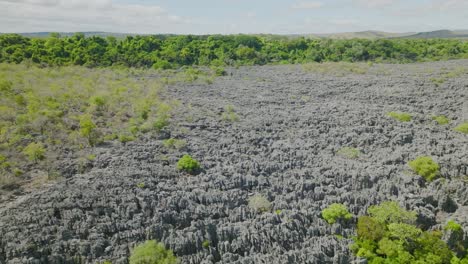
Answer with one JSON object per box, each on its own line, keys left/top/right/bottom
{"left": 291, "top": 1, "right": 323, "bottom": 9}
{"left": 0, "top": 0, "right": 189, "bottom": 33}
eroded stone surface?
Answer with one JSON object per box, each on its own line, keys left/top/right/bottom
{"left": 1, "top": 61, "right": 467, "bottom": 263}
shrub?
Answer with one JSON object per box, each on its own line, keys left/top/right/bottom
{"left": 357, "top": 216, "right": 385, "bottom": 241}
{"left": 248, "top": 194, "right": 271, "bottom": 213}
{"left": 212, "top": 66, "right": 227, "bottom": 76}
{"left": 177, "top": 155, "right": 200, "bottom": 174}
{"left": 321, "top": 203, "right": 353, "bottom": 224}
{"left": 163, "top": 138, "right": 186, "bottom": 149}
{"left": 79, "top": 114, "right": 99, "bottom": 146}
{"left": 119, "top": 134, "right": 135, "bottom": 143}
{"left": 337, "top": 147, "right": 361, "bottom": 159}
{"left": 408, "top": 156, "right": 440, "bottom": 181}
{"left": 22, "top": 142, "right": 46, "bottom": 163}
{"left": 352, "top": 202, "right": 460, "bottom": 264}
{"left": 432, "top": 115, "right": 450, "bottom": 125}
{"left": 367, "top": 201, "right": 417, "bottom": 225}
{"left": 387, "top": 112, "right": 412, "bottom": 122}
{"left": 129, "top": 240, "right": 177, "bottom": 264}
{"left": 454, "top": 123, "right": 468, "bottom": 134}
{"left": 445, "top": 220, "right": 463, "bottom": 233}
{"left": 154, "top": 117, "right": 169, "bottom": 131}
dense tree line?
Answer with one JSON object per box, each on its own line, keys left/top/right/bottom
{"left": 1, "top": 33, "right": 468, "bottom": 68}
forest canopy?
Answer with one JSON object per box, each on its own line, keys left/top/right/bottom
{"left": 1, "top": 33, "right": 468, "bottom": 68}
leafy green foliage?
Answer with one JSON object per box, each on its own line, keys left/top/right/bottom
{"left": 445, "top": 220, "right": 463, "bottom": 233}
{"left": 352, "top": 202, "right": 465, "bottom": 264}
{"left": 433, "top": 115, "right": 450, "bottom": 125}
{"left": 387, "top": 112, "right": 412, "bottom": 122}
{"left": 129, "top": 240, "right": 177, "bottom": 264}
{"left": 454, "top": 123, "right": 468, "bottom": 134}
{"left": 248, "top": 194, "right": 271, "bottom": 213}
{"left": 2, "top": 34, "right": 468, "bottom": 68}
{"left": 177, "top": 154, "right": 200, "bottom": 174}
{"left": 367, "top": 201, "right": 417, "bottom": 225}
{"left": 79, "top": 114, "right": 98, "bottom": 146}
{"left": 118, "top": 134, "right": 135, "bottom": 143}
{"left": 408, "top": 156, "right": 440, "bottom": 181}
{"left": 337, "top": 147, "right": 361, "bottom": 159}
{"left": 22, "top": 142, "right": 45, "bottom": 163}
{"left": 321, "top": 203, "right": 353, "bottom": 224}
{"left": 357, "top": 216, "right": 386, "bottom": 241}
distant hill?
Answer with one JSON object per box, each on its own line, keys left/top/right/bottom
{"left": 401, "top": 30, "right": 468, "bottom": 39}
{"left": 310, "top": 30, "right": 415, "bottom": 39}
{"left": 4, "top": 29, "right": 468, "bottom": 40}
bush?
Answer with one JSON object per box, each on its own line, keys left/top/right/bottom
{"left": 163, "top": 138, "right": 186, "bottom": 149}
{"left": 321, "top": 203, "right": 353, "bottom": 224}
{"left": 129, "top": 240, "right": 177, "bottom": 264}
{"left": 387, "top": 112, "right": 412, "bottom": 122}
{"left": 367, "top": 201, "right": 417, "bottom": 224}
{"left": 79, "top": 114, "right": 99, "bottom": 146}
{"left": 22, "top": 142, "right": 45, "bottom": 163}
{"left": 408, "top": 156, "right": 440, "bottom": 181}
{"left": 357, "top": 216, "right": 385, "bottom": 241}
{"left": 454, "top": 123, "right": 468, "bottom": 134}
{"left": 177, "top": 154, "right": 200, "bottom": 174}
{"left": 337, "top": 147, "right": 361, "bottom": 159}
{"left": 352, "top": 201, "right": 460, "bottom": 264}
{"left": 445, "top": 220, "right": 463, "bottom": 233}
{"left": 432, "top": 115, "right": 450, "bottom": 125}
{"left": 119, "top": 134, "right": 135, "bottom": 143}
{"left": 248, "top": 194, "right": 271, "bottom": 213}
{"left": 154, "top": 117, "right": 169, "bottom": 131}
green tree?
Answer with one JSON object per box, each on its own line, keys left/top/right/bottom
{"left": 129, "top": 240, "right": 177, "bottom": 264}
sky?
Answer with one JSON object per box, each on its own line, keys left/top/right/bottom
{"left": 0, "top": 0, "right": 467, "bottom": 34}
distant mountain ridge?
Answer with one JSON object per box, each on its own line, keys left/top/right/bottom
{"left": 3, "top": 29, "right": 468, "bottom": 39}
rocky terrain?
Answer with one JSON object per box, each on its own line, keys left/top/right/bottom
{"left": 0, "top": 60, "right": 467, "bottom": 263}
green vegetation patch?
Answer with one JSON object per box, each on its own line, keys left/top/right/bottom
{"left": 321, "top": 203, "right": 353, "bottom": 224}
{"left": 177, "top": 154, "right": 201, "bottom": 174}
{"left": 163, "top": 138, "right": 186, "bottom": 150}
{"left": 408, "top": 156, "right": 440, "bottom": 181}
{"left": 0, "top": 63, "right": 180, "bottom": 188}
{"left": 129, "top": 240, "right": 177, "bottom": 264}
{"left": 454, "top": 123, "right": 468, "bottom": 134}
{"left": 387, "top": 112, "right": 412, "bottom": 122}
{"left": 2, "top": 34, "right": 468, "bottom": 69}
{"left": 432, "top": 115, "right": 450, "bottom": 125}
{"left": 337, "top": 147, "right": 361, "bottom": 159}
{"left": 351, "top": 201, "right": 468, "bottom": 263}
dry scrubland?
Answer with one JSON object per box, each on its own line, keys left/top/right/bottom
{"left": 0, "top": 60, "right": 467, "bottom": 263}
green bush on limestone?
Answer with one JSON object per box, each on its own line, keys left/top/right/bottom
{"left": 387, "top": 112, "right": 412, "bottom": 122}
{"left": 454, "top": 123, "right": 468, "bottom": 134}
{"left": 177, "top": 154, "right": 200, "bottom": 174}
{"left": 408, "top": 156, "right": 440, "bottom": 181}
{"left": 321, "top": 203, "right": 353, "bottom": 224}
{"left": 129, "top": 240, "right": 177, "bottom": 264}
{"left": 351, "top": 201, "right": 466, "bottom": 264}
{"left": 433, "top": 115, "right": 450, "bottom": 125}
